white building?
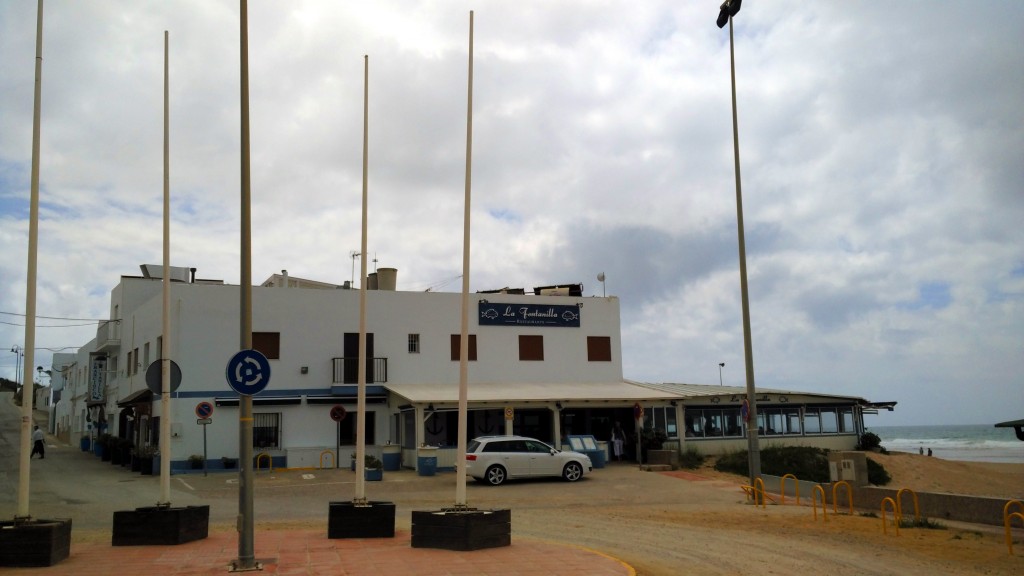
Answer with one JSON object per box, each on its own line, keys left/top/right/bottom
{"left": 52, "top": 266, "right": 890, "bottom": 472}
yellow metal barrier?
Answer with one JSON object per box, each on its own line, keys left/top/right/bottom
{"left": 881, "top": 497, "right": 899, "bottom": 536}
{"left": 832, "top": 481, "right": 853, "bottom": 515}
{"left": 1006, "top": 511, "right": 1024, "bottom": 556}
{"left": 812, "top": 485, "right": 827, "bottom": 522}
{"left": 740, "top": 477, "right": 767, "bottom": 508}
{"left": 255, "top": 451, "right": 273, "bottom": 473}
{"left": 895, "top": 488, "right": 919, "bottom": 524}
{"left": 1005, "top": 500, "right": 1024, "bottom": 524}
{"left": 780, "top": 474, "right": 799, "bottom": 505}
{"left": 1005, "top": 501, "right": 1024, "bottom": 556}
{"left": 319, "top": 450, "right": 335, "bottom": 469}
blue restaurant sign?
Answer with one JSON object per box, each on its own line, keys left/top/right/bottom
{"left": 479, "top": 302, "right": 581, "bottom": 327}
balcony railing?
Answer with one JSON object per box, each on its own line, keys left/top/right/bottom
{"left": 95, "top": 320, "right": 121, "bottom": 352}
{"left": 331, "top": 357, "right": 388, "bottom": 384}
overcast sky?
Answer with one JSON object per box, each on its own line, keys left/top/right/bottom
{"left": 1, "top": 1, "right": 1021, "bottom": 427}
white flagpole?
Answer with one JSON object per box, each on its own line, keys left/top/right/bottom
{"left": 17, "top": 0, "right": 44, "bottom": 520}
{"left": 355, "top": 54, "right": 369, "bottom": 504}
{"left": 159, "top": 29, "right": 173, "bottom": 507}
{"left": 455, "top": 10, "right": 474, "bottom": 509}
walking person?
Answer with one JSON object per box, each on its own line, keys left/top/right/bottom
{"left": 31, "top": 425, "right": 45, "bottom": 459}
{"left": 611, "top": 421, "right": 627, "bottom": 462}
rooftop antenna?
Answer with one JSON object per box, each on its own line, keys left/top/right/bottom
{"left": 597, "top": 272, "right": 606, "bottom": 297}
{"left": 350, "top": 250, "right": 361, "bottom": 287}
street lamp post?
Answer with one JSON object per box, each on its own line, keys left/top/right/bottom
{"left": 11, "top": 346, "right": 23, "bottom": 388}
{"left": 716, "top": 0, "right": 761, "bottom": 485}
{"left": 718, "top": 362, "right": 725, "bottom": 386}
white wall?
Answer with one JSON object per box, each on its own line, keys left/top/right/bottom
{"left": 68, "top": 277, "right": 624, "bottom": 463}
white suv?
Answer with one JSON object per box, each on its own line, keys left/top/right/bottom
{"left": 465, "top": 435, "right": 592, "bottom": 486}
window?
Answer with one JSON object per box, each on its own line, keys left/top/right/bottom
{"left": 156, "top": 336, "right": 162, "bottom": 359}
{"left": 143, "top": 342, "right": 150, "bottom": 370}
{"left": 518, "top": 335, "right": 544, "bottom": 361}
{"left": 338, "top": 411, "right": 375, "bottom": 446}
{"left": 408, "top": 334, "right": 420, "bottom": 353}
{"left": 840, "top": 408, "right": 855, "bottom": 433}
{"left": 450, "top": 334, "right": 477, "bottom": 361}
{"left": 126, "top": 350, "right": 133, "bottom": 377}
{"left": 133, "top": 347, "right": 139, "bottom": 374}
{"left": 587, "top": 336, "right": 612, "bottom": 361}
{"left": 647, "top": 407, "right": 678, "bottom": 438}
{"left": 253, "top": 332, "right": 281, "bottom": 359}
{"left": 253, "top": 413, "right": 281, "bottom": 448}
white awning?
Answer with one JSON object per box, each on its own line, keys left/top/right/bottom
{"left": 384, "top": 380, "right": 679, "bottom": 405}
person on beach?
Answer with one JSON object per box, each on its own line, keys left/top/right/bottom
{"left": 919, "top": 446, "right": 923, "bottom": 455}
{"left": 611, "top": 422, "right": 627, "bottom": 461}
{"left": 31, "top": 425, "right": 45, "bottom": 459}
{"left": 927, "top": 448, "right": 932, "bottom": 457}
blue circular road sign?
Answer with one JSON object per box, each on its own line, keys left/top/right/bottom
{"left": 226, "top": 349, "right": 271, "bottom": 396}
{"left": 195, "top": 401, "right": 214, "bottom": 419}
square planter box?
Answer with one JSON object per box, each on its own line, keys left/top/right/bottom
{"left": 328, "top": 501, "right": 395, "bottom": 539}
{"left": 0, "top": 518, "right": 72, "bottom": 568}
{"left": 411, "top": 509, "right": 511, "bottom": 551}
{"left": 112, "top": 505, "right": 209, "bottom": 546}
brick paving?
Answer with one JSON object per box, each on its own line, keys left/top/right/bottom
{"left": 2, "top": 529, "right": 634, "bottom": 575}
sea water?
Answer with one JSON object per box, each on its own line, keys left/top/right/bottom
{"left": 869, "top": 424, "right": 1024, "bottom": 464}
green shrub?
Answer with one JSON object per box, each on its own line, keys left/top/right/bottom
{"left": 866, "top": 457, "right": 891, "bottom": 485}
{"left": 713, "top": 450, "right": 749, "bottom": 475}
{"left": 858, "top": 431, "right": 882, "bottom": 451}
{"left": 678, "top": 447, "right": 706, "bottom": 470}
{"left": 712, "top": 446, "right": 893, "bottom": 486}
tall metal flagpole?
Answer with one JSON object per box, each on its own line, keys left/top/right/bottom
{"left": 17, "top": 0, "right": 44, "bottom": 521}
{"left": 158, "top": 29, "right": 173, "bottom": 508}
{"left": 355, "top": 54, "right": 369, "bottom": 504}
{"left": 236, "top": 0, "right": 256, "bottom": 569}
{"left": 455, "top": 10, "right": 474, "bottom": 509}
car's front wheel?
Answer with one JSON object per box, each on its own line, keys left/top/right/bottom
{"left": 562, "top": 461, "right": 583, "bottom": 482}
{"left": 484, "top": 465, "right": 507, "bottom": 486}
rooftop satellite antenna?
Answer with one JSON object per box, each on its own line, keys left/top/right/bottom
{"left": 597, "top": 272, "right": 606, "bottom": 297}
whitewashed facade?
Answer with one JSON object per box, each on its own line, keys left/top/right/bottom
{"left": 52, "top": 268, "right": 888, "bottom": 471}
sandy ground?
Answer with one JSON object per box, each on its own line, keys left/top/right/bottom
{"left": 39, "top": 455, "right": 1021, "bottom": 576}
{"left": 2, "top": 394, "right": 1022, "bottom": 576}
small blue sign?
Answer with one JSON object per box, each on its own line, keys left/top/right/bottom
{"left": 226, "top": 349, "right": 271, "bottom": 396}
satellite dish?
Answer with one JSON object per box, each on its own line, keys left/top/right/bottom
{"left": 597, "top": 272, "right": 605, "bottom": 282}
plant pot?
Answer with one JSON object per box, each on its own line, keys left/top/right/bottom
{"left": 110, "top": 449, "right": 123, "bottom": 466}
{"left": 80, "top": 437, "right": 90, "bottom": 452}
{"left": 411, "top": 509, "right": 511, "bottom": 551}
{"left": 0, "top": 518, "right": 72, "bottom": 568}
{"left": 328, "top": 501, "right": 395, "bottom": 539}
{"left": 112, "top": 506, "right": 209, "bottom": 546}
{"left": 139, "top": 456, "right": 154, "bottom": 475}
{"left": 364, "top": 468, "right": 383, "bottom": 481}
{"left": 130, "top": 455, "right": 142, "bottom": 472}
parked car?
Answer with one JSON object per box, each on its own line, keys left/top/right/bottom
{"left": 465, "top": 435, "right": 592, "bottom": 486}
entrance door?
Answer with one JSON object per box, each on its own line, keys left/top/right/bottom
{"left": 342, "top": 333, "right": 374, "bottom": 384}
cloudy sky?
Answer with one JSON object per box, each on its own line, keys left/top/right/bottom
{"left": 1, "top": 1, "right": 1021, "bottom": 427}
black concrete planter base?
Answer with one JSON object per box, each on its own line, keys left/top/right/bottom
{"left": 112, "top": 505, "right": 209, "bottom": 546}
{"left": 328, "top": 501, "right": 396, "bottom": 539}
{"left": 0, "top": 518, "right": 72, "bottom": 567}
{"left": 411, "top": 508, "right": 511, "bottom": 551}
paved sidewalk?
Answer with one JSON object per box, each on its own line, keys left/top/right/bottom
{"left": 3, "top": 528, "right": 634, "bottom": 575}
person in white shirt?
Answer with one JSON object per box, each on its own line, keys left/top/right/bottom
{"left": 31, "top": 426, "right": 45, "bottom": 459}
